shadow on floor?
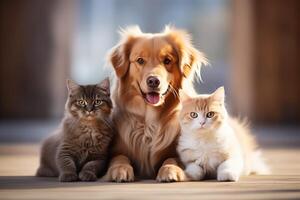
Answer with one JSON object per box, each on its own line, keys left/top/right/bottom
{"left": 0, "top": 176, "right": 130, "bottom": 189}
{"left": 0, "top": 176, "right": 167, "bottom": 190}
{"left": 1, "top": 176, "right": 300, "bottom": 198}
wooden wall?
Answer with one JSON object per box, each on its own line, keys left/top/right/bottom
{"left": 1, "top": 0, "right": 299, "bottom": 124}
{"left": 231, "top": 0, "right": 300, "bottom": 124}
{"left": 0, "top": 0, "right": 76, "bottom": 119}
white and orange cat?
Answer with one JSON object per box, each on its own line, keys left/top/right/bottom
{"left": 177, "top": 87, "right": 269, "bottom": 182}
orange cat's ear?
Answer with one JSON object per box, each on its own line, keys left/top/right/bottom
{"left": 211, "top": 86, "right": 225, "bottom": 103}
{"left": 66, "top": 79, "right": 79, "bottom": 93}
{"left": 179, "top": 90, "right": 192, "bottom": 102}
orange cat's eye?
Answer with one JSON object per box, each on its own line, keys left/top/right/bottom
{"left": 206, "top": 111, "right": 215, "bottom": 118}
{"left": 190, "top": 112, "right": 198, "bottom": 118}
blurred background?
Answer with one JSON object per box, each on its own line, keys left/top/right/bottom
{"left": 0, "top": 0, "right": 299, "bottom": 145}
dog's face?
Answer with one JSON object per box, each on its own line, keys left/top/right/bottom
{"left": 110, "top": 26, "right": 207, "bottom": 107}
{"left": 128, "top": 37, "right": 179, "bottom": 105}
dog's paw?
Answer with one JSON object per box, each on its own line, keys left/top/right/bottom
{"left": 59, "top": 172, "right": 78, "bottom": 182}
{"left": 79, "top": 171, "right": 98, "bottom": 182}
{"left": 217, "top": 170, "right": 239, "bottom": 182}
{"left": 156, "top": 164, "right": 186, "bottom": 182}
{"left": 107, "top": 164, "right": 134, "bottom": 183}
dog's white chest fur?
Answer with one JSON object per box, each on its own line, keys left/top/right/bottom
{"left": 116, "top": 103, "right": 180, "bottom": 177}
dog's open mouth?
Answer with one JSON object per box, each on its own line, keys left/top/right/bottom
{"left": 145, "top": 92, "right": 160, "bottom": 104}
{"left": 138, "top": 83, "right": 170, "bottom": 105}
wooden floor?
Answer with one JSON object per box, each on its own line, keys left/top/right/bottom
{"left": 0, "top": 144, "right": 300, "bottom": 200}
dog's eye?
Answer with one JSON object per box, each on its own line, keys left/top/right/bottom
{"left": 137, "top": 57, "right": 145, "bottom": 65}
{"left": 163, "top": 58, "right": 171, "bottom": 65}
{"left": 206, "top": 111, "right": 215, "bottom": 118}
{"left": 190, "top": 112, "right": 198, "bottom": 118}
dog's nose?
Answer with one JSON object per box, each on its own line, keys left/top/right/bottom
{"left": 147, "top": 76, "right": 160, "bottom": 89}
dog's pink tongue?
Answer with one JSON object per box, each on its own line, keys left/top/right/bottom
{"left": 145, "top": 92, "right": 160, "bottom": 104}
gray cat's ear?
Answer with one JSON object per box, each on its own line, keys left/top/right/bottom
{"left": 66, "top": 79, "right": 79, "bottom": 93}
{"left": 98, "top": 77, "right": 110, "bottom": 95}
{"left": 212, "top": 86, "right": 225, "bottom": 102}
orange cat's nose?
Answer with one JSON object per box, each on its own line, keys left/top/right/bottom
{"left": 200, "top": 122, "right": 205, "bottom": 127}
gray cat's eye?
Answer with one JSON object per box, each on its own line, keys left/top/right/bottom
{"left": 190, "top": 112, "right": 198, "bottom": 118}
{"left": 77, "top": 100, "right": 86, "bottom": 107}
{"left": 206, "top": 111, "right": 215, "bottom": 118}
{"left": 95, "top": 100, "right": 103, "bottom": 106}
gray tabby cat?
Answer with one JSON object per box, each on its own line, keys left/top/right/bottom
{"left": 36, "top": 78, "right": 114, "bottom": 182}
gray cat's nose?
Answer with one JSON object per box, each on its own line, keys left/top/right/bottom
{"left": 86, "top": 105, "right": 93, "bottom": 112}
{"left": 86, "top": 111, "right": 94, "bottom": 115}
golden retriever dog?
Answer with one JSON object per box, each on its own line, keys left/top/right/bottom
{"left": 104, "top": 26, "right": 207, "bottom": 182}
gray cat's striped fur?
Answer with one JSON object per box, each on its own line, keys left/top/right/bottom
{"left": 36, "top": 78, "right": 114, "bottom": 182}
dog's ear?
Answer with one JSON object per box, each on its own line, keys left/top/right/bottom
{"left": 164, "top": 26, "right": 208, "bottom": 79}
{"left": 109, "top": 26, "right": 141, "bottom": 78}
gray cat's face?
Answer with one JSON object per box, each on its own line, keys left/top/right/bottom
{"left": 66, "top": 78, "right": 112, "bottom": 120}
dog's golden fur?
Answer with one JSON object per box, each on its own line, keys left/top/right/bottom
{"left": 104, "top": 26, "right": 207, "bottom": 182}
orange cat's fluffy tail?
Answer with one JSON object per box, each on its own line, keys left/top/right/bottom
{"left": 249, "top": 150, "right": 271, "bottom": 175}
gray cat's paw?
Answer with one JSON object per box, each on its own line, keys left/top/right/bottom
{"left": 79, "top": 171, "right": 98, "bottom": 182}
{"left": 59, "top": 172, "right": 78, "bottom": 182}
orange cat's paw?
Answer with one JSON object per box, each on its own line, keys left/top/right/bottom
{"left": 217, "top": 170, "right": 239, "bottom": 182}
{"left": 185, "top": 163, "right": 205, "bottom": 181}
{"left": 107, "top": 164, "right": 134, "bottom": 182}
{"left": 156, "top": 164, "right": 186, "bottom": 182}
{"left": 79, "top": 171, "right": 97, "bottom": 182}
{"left": 59, "top": 172, "right": 78, "bottom": 182}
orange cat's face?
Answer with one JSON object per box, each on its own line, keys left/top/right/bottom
{"left": 179, "top": 87, "right": 227, "bottom": 132}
